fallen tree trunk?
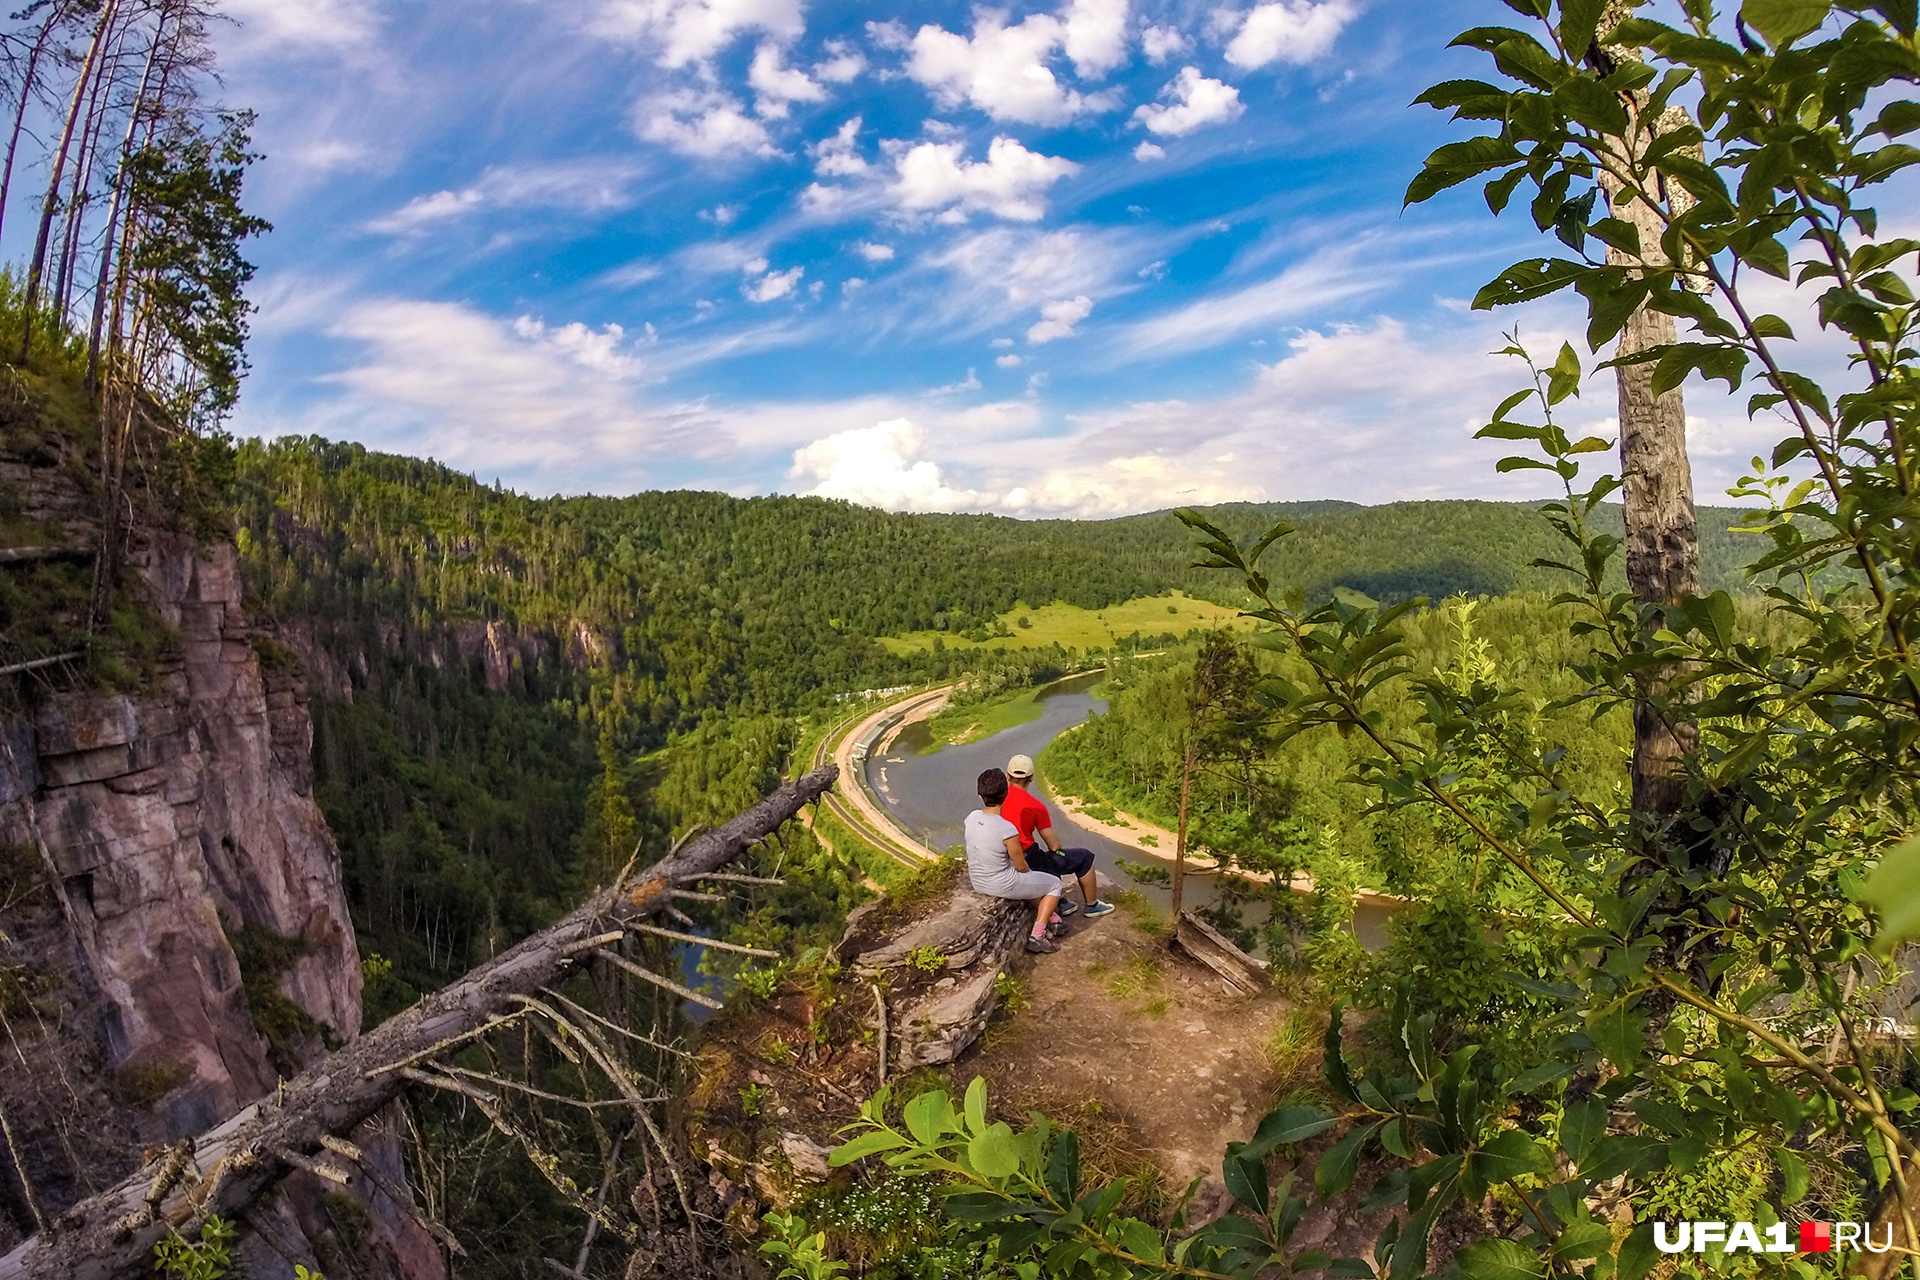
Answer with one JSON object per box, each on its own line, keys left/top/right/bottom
{"left": 1, "top": 763, "right": 838, "bottom": 1280}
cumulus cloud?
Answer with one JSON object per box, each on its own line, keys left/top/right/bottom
{"left": 810, "top": 118, "right": 869, "bottom": 175}
{"left": 856, "top": 241, "right": 895, "bottom": 262}
{"left": 1133, "top": 67, "right": 1244, "bottom": 136}
{"left": 789, "top": 418, "right": 990, "bottom": 511}
{"left": 638, "top": 88, "right": 777, "bottom": 157}
{"left": 367, "top": 161, "right": 644, "bottom": 234}
{"left": 589, "top": 0, "right": 805, "bottom": 68}
{"left": 1134, "top": 141, "right": 1166, "bottom": 161}
{"left": 748, "top": 42, "right": 826, "bottom": 118}
{"left": 744, "top": 265, "right": 806, "bottom": 301}
{"left": 890, "top": 136, "right": 1078, "bottom": 222}
{"left": 906, "top": 10, "right": 1107, "bottom": 125}
{"left": 511, "top": 316, "right": 643, "bottom": 377}
{"left": 1140, "top": 23, "right": 1190, "bottom": 63}
{"left": 1061, "top": 0, "right": 1131, "bottom": 78}
{"left": 1224, "top": 0, "right": 1358, "bottom": 68}
{"left": 814, "top": 38, "right": 866, "bottom": 81}
{"left": 996, "top": 353, "right": 1025, "bottom": 367}
{"left": 1027, "top": 295, "right": 1093, "bottom": 343}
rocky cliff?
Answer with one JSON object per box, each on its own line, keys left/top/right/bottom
{"left": 0, "top": 403, "right": 439, "bottom": 1278}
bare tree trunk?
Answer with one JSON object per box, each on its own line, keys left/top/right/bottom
{"left": 1596, "top": 99, "right": 1701, "bottom": 820}
{"left": 19, "top": 0, "right": 118, "bottom": 362}
{"left": 0, "top": 763, "right": 838, "bottom": 1280}
{"left": 51, "top": 21, "right": 121, "bottom": 325}
{"left": 0, "top": 4, "right": 68, "bottom": 257}
{"left": 86, "top": 10, "right": 163, "bottom": 386}
{"left": 1170, "top": 734, "right": 1195, "bottom": 923}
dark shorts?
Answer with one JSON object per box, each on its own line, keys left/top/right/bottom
{"left": 1024, "top": 845, "right": 1094, "bottom": 877}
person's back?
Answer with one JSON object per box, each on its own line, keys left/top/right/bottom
{"left": 964, "top": 806, "right": 1022, "bottom": 895}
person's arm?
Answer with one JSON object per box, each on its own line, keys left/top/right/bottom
{"left": 1037, "top": 821, "right": 1062, "bottom": 852}
{"left": 1006, "top": 835, "right": 1031, "bottom": 873}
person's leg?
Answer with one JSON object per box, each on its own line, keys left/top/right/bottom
{"left": 1027, "top": 892, "right": 1061, "bottom": 952}
{"left": 1062, "top": 847, "right": 1098, "bottom": 905}
{"left": 1024, "top": 845, "right": 1080, "bottom": 915}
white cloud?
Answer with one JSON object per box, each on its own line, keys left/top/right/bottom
{"left": 638, "top": 88, "right": 778, "bottom": 158}
{"left": 815, "top": 38, "right": 866, "bottom": 82}
{"left": 1141, "top": 23, "right": 1190, "bottom": 63}
{"left": 811, "top": 118, "right": 870, "bottom": 175}
{"left": 511, "top": 316, "right": 642, "bottom": 377}
{"left": 1133, "top": 67, "right": 1244, "bottom": 136}
{"left": 367, "top": 161, "right": 643, "bottom": 234}
{"left": 744, "top": 265, "right": 805, "bottom": 302}
{"left": 890, "top": 137, "right": 1078, "bottom": 222}
{"left": 842, "top": 277, "right": 867, "bottom": 293}
{"left": 1061, "top": 0, "right": 1131, "bottom": 77}
{"left": 789, "top": 419, "right": 990, "bottom": 511}
{"left": 931, "top": 368, "right": 983, "bottom": 394}
{"left": 1224, "top": 0, "right": 1357, "bottom": 69}
{"left": 906, "top": 11, "right": 1107, "bottom": 125}
{"left": 589, "top": 0, "right": 806, "bottom": 68}
{"left": 220, "top": 0, "right": 380, "bottom": 54}
{"left": 1113, "top": 235, "right": 1395, "bottom": 356}
{"left": 749, "top": 42, "right": 826, "bottom": 118}
{"left": 996, "top": 353, "right": 1025, "bottom": 367}
{"left": 856, "top": 240, "right": 895, "bottom": 262}
{"left": 1134, "top": 141, "right": 1167, "bottom": 161}
{"left": 1027, "top": 295, "right": 1093, "bottom": 343}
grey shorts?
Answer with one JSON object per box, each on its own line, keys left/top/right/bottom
{"left": 971, "top": 866, "right": 1065, "bottom": 901}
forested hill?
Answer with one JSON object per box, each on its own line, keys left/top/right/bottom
{"left": 228, "top": 435, "right": 1775, "bottom": 1014}
{"left": 236, "top": 435, "right": 1762, "bottom": 675}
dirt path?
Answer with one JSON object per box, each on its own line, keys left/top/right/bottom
{"left": 965, "top": 894, "right": 1298, "bottom": 1204}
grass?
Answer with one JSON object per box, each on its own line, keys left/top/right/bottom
{"left": 924, "top": 686, "right": 1045, "bottom": 748}
{"left": 1111, "top": 888, "right": 1169, "bottom": 938}
{"left": 877, "top": 591, "right": 1252, "bottom": 656}
{"left": 1263, "top": 1008, "right": 1324, "bottom": 1098}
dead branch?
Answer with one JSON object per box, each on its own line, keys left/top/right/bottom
{"left": 687, "top": 873, "right": 785, "bottom": 887}
{"left": 628, "top": 923, "right": 779, "bottom": 958}
{"left": 0, "top": 764, "right": 837, "bottom": 1280}
{"left": 529, "top": 990, "right": 690, "bottom": 1058}
{"left": 323, "top": 1136, "right": 467, "bottom": 1258}
{"left": 591, "top": 949, "right": 722, "bottom": 1012}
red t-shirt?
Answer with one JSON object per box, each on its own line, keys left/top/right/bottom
{"left": 1003, "top": 785, "right": 1051, "bottom": 849}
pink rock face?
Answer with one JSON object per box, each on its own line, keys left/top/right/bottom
{"left": 20, "top": 535, "right": 361, "bottom": 1133}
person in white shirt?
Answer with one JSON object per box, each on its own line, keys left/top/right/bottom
{"left": 964, "top": 768, "right": 1065, "bottom": 954}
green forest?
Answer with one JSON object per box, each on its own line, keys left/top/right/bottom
{"left": 227, "top": 434, "right": 1778, "bottom": 1007}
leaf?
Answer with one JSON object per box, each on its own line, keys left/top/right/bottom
{"left": 1740, "top": 0, "right": 1832, "bottom": 45}
{"left": 1856, "top": 836, "right": 1920, "bottom": 949}
{"left": 965, "top": 1076, "right": 989, "bottom": 1135}
{"left": 1315, "top": 1123, "right": 1377, "bottom": 1200}
{"left": 1587, "top": 1005, "right": 1644, "bottom": 1072}
{"left": 1561, "top": 0, "right": 1608, "bottom": 56}
{"left": 903, "top": 1090, "right": 951, "bottom": 1146}
{"left": 828, "top": 1129, "right": 907, "bottom": 1166}
{"left": 1464, "top": 1129, "right": 1551, "bottom": 1197}
{"left": 1776, "top": 1145, "right": 1809, "bottom": 1205}
{"left": 1247, "top": 1105, "right": 1339, "bottom": 1153}
{"left": 1224, "top": 1150, "right": 1270, "bottom": 1215}
{"left": 968, "top": 1122, "right": 1022, "bottom": 1179}
{"left": 1454, "top": 1237, "right": 1547, "bottom": 1280}
{"left": 1046, "top": 1130, "right": 1081, "bottom": 1204}
{"left": 1474, "top": 258, "right": 1585, "bottom": 309}
{"left": 1560, "top": 1097, "right": 1607, "bottom": 1165}
{"left": 1324, "top": 1003, "right": 1359, "bottom": 1101}
{"left": 1615, "top": 1222, "right": 1660, "bottom": 1280}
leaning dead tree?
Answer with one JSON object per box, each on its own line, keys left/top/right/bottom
{"left": 0, "top": 763, "right": 839, "bottom": 1280}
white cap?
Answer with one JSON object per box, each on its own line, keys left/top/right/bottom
{"left": 1006, "top": 754, "right": 1035, "bottom": 778}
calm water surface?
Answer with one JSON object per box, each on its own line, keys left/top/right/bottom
{"left": 861, "top": 673, "right": 1393, "bottom": 950}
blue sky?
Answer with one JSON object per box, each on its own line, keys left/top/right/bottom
{"left": 207, "top": 0, "right": 1791, "bottom": 516}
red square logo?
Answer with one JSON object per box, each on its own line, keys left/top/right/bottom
{"left": 1801, "top": 1222, "right": 1833, "bottom": 1252}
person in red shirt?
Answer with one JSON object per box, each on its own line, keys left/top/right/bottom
{"left": 1004, "top": 753, "right": 1113, "bottom": 918}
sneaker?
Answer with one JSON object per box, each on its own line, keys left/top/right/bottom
{"left": 1025, "top": 932, "right": 1059, "bottom": 954}
{"left": 1056, "top": 899, "right": 1081, "bottom": 917}
{"left": 1081, "top": 900, "right": 1116, "bottom": 918}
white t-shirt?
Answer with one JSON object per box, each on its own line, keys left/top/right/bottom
{"left": 965, "top": 808, "right": 1047, "bottom": 899}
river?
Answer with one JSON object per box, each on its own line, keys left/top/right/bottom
{"left": 859, "top": 672, "right": 1393, "bottom": 951}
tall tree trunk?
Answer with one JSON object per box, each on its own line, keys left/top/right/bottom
{"left": 1171, "top": 733, "right": 1195, "bottom": 923}
{"left": 51, "top": 24, "right": 118, "bottom": 325}
{"left": 1597, "top": 93, "right": 1702, "bottom": 820}
{"left": 19, "top": 0, "right": 118, "bottom": 362}
{"left": 87, "top": 5, "right": 164, "bottom": 386}
{"left": 0, "top": 4, "right": 67, "bottom": 255}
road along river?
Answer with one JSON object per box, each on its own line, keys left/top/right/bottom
{"left": 857, "top": 672, "right": 1393, "bottom": 950}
